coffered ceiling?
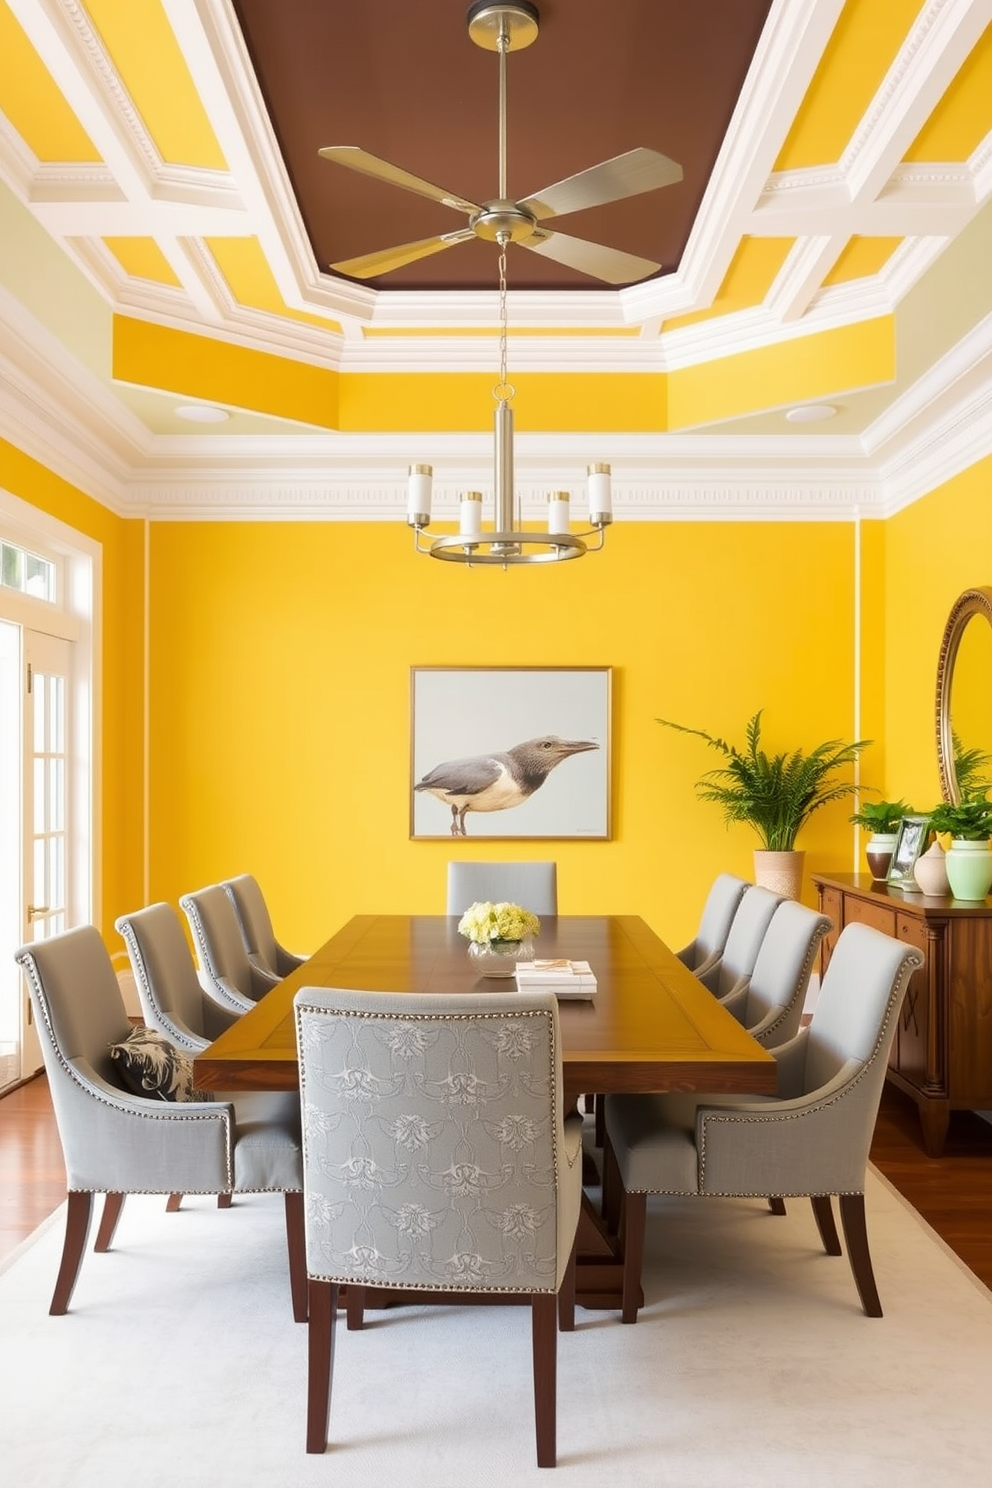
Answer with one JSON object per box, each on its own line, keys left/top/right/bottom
{"left": 0, "top": 0, "right": 991, "bottom": 521}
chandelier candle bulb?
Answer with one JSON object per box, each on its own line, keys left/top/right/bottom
{"left": 459, "top": 491, "right": 483, "bottom": 539}
{"left": 407, "top": 464, "right": 433, "bottom": 527}
{"left": 547, "top": 491, "right": 571, "bottom": 534}
{"left": 588, "top": 463, "right": 613, "bottom": 525}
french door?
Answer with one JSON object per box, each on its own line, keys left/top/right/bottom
{"left": 0, "top": 627, "right": 73, "bottom": 1088}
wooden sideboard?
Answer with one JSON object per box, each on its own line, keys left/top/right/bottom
{"left": 812, "top": 873, "right": 992, "bottom": 1156}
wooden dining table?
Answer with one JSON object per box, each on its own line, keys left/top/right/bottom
{"left": 194, "top": 914, "right": 776, "bottom": 1307}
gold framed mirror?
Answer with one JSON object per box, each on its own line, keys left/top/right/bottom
{"left": 936, "top": 586, "right": 992, "bottom": 803}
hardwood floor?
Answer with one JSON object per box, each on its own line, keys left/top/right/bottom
{"left": 3, "top": 1074, "right": 992, "bottom": 1287}
{"left": 0, "top": 1075, "right": 66, "bottom": 1262}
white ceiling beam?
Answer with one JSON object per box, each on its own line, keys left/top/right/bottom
{"left": 161, "top": 0, "right": 360, "bottom": 326}
{"left": 625, "top": 0, "right": 848, "bottom": 324}
{"left": 6, "top": 0, "right": 164, "bottom": 201}
{"left": 842, "top": 0, "right": 992, "bottom": 206}
{"left": 27, "top": 196, "right": 253, "bottom": 237}
{"left": 766, "top": 235, "right": 850, "bottom": 322}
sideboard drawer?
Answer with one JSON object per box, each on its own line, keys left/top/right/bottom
{"left": 842, "top": 897, "right": 896, "bottom": 936}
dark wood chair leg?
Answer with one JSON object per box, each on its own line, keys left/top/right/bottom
{"left": 217, "top": 1193, "right": 233, "bottom": 1209}
{"left": 768, "top": 1196, "right": 787, "bottom": 1215}
{"left": 166, "top": 1194, "right": 183, "bottom": 1212}
{"left": 839, "top": 1192, "right": 882, "bottom": 1317}
{"left": 600, "top": 1133, "right": 622, "bottom": 1234}
{"left": 345, "top": 1285, "right": 366, "bottom": 1330}
{"left": 306, "top": 1279, "right": 337, "bottom": 1453}
{"left": 284, "top": 1191, "right": 308, "bottom": 1323}
{"left": 94, "top": 1192, "right": 125, "bottom": 1252}
{"left": 531, "top": 1292, "right": 558, "bottom": 1468}
{"left": 50, "top": 1190, "right": 94, "bottom": 1316}
{"left": 594, "top": 1092, "right": 605, "bottom": 1147}
{"left": 621, "top": 1190, "right": 647, "bottom": 1324}
{"left": 810, "top": 1193, "right": 842, "bottom": 1255}
{"left": 557, "top": 1239, "right": 577, "bottom": 1333}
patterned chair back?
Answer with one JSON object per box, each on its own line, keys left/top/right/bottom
{"left": 294, "top": 986, "right": 581, "bottom": 1295}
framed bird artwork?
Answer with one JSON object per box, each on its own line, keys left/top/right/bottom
{"left": 410, "top": 666, "right": 611, "bottom": 840}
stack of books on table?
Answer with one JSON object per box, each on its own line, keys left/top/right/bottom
{"left": 514, "top": 959, "right": 597, "bottom": 999}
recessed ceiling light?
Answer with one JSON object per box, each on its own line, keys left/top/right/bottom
{"left": 785, "top": 404, "right": 838, "bottom": 424}
{"left": 174, "top": 404, "right": 231, "bottom": 424}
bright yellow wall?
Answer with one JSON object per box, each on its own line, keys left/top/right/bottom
{"left": 147, "top": 518, "right": 860, "bottom": 952}
{"left": 0, "top": 440, "right": 144, "bottom": 944}
{"left": 883, "top": 455, "right": 992, "bottom": 809}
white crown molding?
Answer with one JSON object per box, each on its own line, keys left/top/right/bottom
{"left": 0, "top": 358, "right": 130, "bottom": 514}
{"left": 863, "top": 309, "right": 992, "bottom": 455}
{"left": 123, "top": 469, "right": 880, "bottom": 524}
{"left": 879, "top": 379, "right": 992, "bottom": 515}
{"left": 0, "top": 111, "right": 42, "bottom": 200}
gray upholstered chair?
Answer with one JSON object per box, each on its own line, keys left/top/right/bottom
{"left": 697, "top": 883, "right": 783, "bottom": 1001}
{"left": 294, "top": 985, "right": 583, "bottom": 1465}
{"left": 221, "top": 873, "right": 306, "bottom": 981}
{"left": 180, "top": 883, "right": 277, "bottom": 1011}
{"left": 115, "top": 901, "right": 241, "bottom": 1052}
{"left": 446, "top": 860, "right": 558, "bottom": 917}
{"left": 14, "top": 925, "right": 307, "bottom": 1319}
{"left": 717, "top": 898, "right": 832, "bottom": 1048}
{"left": 674, "top": 872, "right": 750, "bottom": 974}
{"left": 602, "top": 922, "right": 924, "bottom": 1322}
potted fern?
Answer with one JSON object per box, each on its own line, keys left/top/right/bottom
{"left": 657, "top": 710, "right": 871, "bottom": 897}
{"left": 849, "top": 798, "right": 914, "bottom": 881}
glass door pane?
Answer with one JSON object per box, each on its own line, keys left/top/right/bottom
{"left": 25, "top": 633, "right": 71, "bottom": 944}
{"left": 0, "top": 622, "right": 18, "bottom": 1090}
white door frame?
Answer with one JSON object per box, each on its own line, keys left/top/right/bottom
{"left": 0, "top": 486, "right": 101, "bottom": 1076}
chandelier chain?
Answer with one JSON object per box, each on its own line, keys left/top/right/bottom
{"left": 495, "top": 238, "right": 513, "bottom": 405}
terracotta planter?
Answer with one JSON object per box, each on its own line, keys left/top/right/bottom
{"left": 753, "top": 849, "right": 804, "bottom": 899}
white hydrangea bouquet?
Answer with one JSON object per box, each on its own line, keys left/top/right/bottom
{"left": 458, "top": 900, "right": 541, "bottom": 947}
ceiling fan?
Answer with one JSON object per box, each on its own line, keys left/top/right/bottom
{"left": 318, "top": 0, "right": 683, "bottom": 286}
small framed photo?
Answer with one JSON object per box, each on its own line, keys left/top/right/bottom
{"left": 886, "top": 815, "right": 931, "bottom": 887}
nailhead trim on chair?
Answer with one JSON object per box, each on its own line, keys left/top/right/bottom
{"left": 14, "top": 948, "right": 238, "bottom": 1190}
{"left": 753, "top": 921, "right": 829, "bottom": 1043}
{"left": 622, "top": 947, "right": 922, "bottom": 1197}
{"left": 295, "top": 1000, "right": 579, "bottom": 1293}
{"left": 179, "top": 895, "right": 254, "bottom": 1014}
{"left": 115, "top": 917, "right": 201, "bottom": 1053}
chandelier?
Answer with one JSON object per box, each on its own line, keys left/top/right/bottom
{"left": 404, "top": 4, "right": 613, "bottom": 567}
{"left": 406, "top": 237, "right": 612, "bottom": 566}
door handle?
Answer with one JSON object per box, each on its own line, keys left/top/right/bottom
{"left": 28, "top": 904, "right": 50, "bottom": 920}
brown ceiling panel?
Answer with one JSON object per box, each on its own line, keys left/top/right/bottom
{"left": 231, "top": 0, "right": 773, "bottom": 292}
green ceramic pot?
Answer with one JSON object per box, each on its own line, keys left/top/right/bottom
{"left": 944, "top": 839, "right": 992, "bottom": 901}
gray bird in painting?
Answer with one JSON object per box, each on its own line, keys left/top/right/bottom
{"left": 415, "top": 735, "right": 599, "bottom": 836}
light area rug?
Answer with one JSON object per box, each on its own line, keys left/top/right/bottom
{"left": 2, "top": 1167, "right": 991, "bottom": 1488}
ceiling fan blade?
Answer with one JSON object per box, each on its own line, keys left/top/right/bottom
{"left": 519, "top": 147, "right": 683, "bottom": 223}
{"left": 521, "top": 228, "right": 660, "bottom": 286}
{"left": 318, "top": 146, "right": 480, "bottom": 216}
{"left": 331, "top": 228, "right": 477, "bottom": 280}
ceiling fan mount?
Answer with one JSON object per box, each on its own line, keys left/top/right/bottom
{"left": 318, "top": 0, "right": 683, "bottom": 286}
{"left": 466, "top": 1, "right": 540, "bottom": 54}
